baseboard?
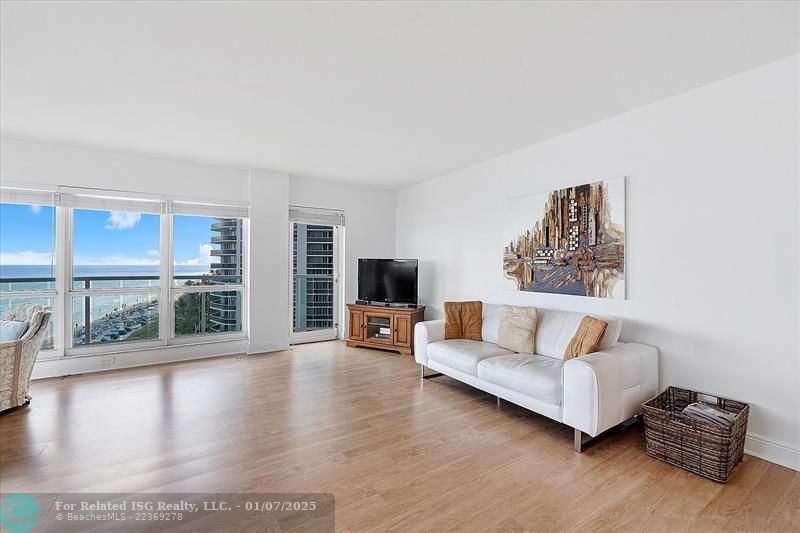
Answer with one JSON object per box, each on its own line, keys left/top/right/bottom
{"left": 32, "top": 339, "right": 249, "bottom": 379}
{"left": 247, "top": 342, "right": 291, "bottom": 355}
{"left": 745, "top": 433, "right": 800, "bottom": 472}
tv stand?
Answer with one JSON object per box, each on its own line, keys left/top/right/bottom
{"left": 346, "top": 303, "right": 425, "bottom": 355}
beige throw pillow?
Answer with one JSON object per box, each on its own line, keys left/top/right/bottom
{"left": 497, "top": 305, "right": 537, "bottom": 353}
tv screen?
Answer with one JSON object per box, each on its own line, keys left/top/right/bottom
{"left": 358, "top": 259, "right": 418, "bottom": 305}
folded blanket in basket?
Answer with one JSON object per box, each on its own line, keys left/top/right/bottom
{"left": 682, "top": 402, "right": 737, "bottom": 428}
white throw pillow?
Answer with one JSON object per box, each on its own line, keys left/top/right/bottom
{"left": 0, "top": 320, "right": 28, "bottom": 342}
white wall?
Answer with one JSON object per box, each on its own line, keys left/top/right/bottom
{"left": 289, "top": 175, "right": 396, "bottom": 336}
{"left": 0, "top": 139, "right": 396, "bottom": 372}
{"left": 248, "top": 168, "right": 290, "bottom": 354}
{"left": 396, "top": 56, "right": 800, "bottom": 470}
{"left": 0, "top": 138, "right": 251, "bottom": 203}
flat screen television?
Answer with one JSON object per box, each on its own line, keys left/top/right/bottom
{"left": 357, "top": 258, "right": 418, "bottom": 305}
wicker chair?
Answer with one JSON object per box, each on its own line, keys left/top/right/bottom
{"left": 0, "top": 304, "right": 52, "bottom": 412}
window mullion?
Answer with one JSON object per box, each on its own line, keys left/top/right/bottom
{"left": 60, "top": 206, "right": 72, "bottom": 355}
{"left": 161, "top": 209, "right": 173, "bottom": 345}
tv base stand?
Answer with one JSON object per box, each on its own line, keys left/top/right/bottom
{"left": 346, "top": 304, "right": 425, "bottom": 355}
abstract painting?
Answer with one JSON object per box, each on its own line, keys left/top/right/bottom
{"left": 503, "top": 177, "right": 625, "bottom": 299}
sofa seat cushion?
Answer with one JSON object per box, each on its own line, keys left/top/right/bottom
{"left": 477, "top": 354, "right": 564, "bottom": 405}
{"left": 427, "top": 340, "right": 514, "bottom": 376}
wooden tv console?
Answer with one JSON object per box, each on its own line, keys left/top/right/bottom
{"left": 346, "top": 303, "right": 425, "bottom": 355}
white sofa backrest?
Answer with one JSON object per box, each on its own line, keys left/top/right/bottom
{"left": 481, "top": 303, "right": 622, "bottom": 359}
{"left": 481, "top": 303, "right": 504, "bottom": 344}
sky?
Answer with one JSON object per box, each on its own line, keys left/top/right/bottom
{"left": 0, "top": 203, "right": 221, "bottom": 266}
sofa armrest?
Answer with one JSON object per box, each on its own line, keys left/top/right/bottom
{"left": 414, "top": 320, "right": 445, "bottom": 366}
{"left": 562, "top": 342, "right": 658, "bottom": 436}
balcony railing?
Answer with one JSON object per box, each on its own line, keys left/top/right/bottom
{"left": 210, "top": 235, "right": 239, "bottom": 244}
{"left": 292, "top": 274, "right": 334, "bottom": 333}
{"left": 210, "top": 221, "right": 240, "bottom": 231}
{"left": 1, "top": 274, "right": 243, "bottom": 346}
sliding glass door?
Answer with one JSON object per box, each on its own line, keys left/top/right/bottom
{"left": 289, "top": 219, "right": 340, "bottom": 344}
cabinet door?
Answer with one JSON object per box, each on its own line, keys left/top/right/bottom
{"left": 393, "top": 315, "right": 411, "bottom": 347}
{"left": 363, "top": 312, "right": 394, "bottom": 345}
{"left": 348, "top": 310, "right": 364, "bottom": 341}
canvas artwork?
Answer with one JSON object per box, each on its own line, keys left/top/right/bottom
{"left": 503, "top": 177, "right": 626, "bottom": 299}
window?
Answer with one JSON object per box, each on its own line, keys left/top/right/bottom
{"left": 70, "top": 208, "right": 161, "bottom": 347}
{"left": 0, "top": 186, "right": 249, "bottom": 359}
{"left": 0, "top": 197, "right": 58, "bottom": 351}
{"left": 172, "top": 215, "right": 244, "bottom": 337}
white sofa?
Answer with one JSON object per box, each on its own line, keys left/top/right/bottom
{"left": 414, "top": 303, "right": 658, "bottom": 451}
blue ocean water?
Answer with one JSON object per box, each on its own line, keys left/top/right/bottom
{"left": 0, "top": 264, "right": 211, "bottom": 279}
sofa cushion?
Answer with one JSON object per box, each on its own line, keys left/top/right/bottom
{"left": 478, "top": 354, "right": 564, "bottom": 405}
{"left": 427, "top": 339, "right": 513, "bottom": 376}
{"left": 481, "top": 303, "right": 503, "bottom": 345}
{"left": 535, "top": 309, "right": 621, "bottom": 359}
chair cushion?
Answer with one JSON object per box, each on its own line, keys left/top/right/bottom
{"left": 427, "top": 339, "right": 513, "bottom": 376}
{"left": 0, "top": 320, "right": 28, "bottom": 342}
{"left": 535, "top": 309, "right": 621, "bottom": 359}
{"left": 478, "top": 354, "right": 564, "bottom": 405}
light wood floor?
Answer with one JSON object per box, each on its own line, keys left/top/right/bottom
{"left": 1, "top": 341, "right": 798, "bottom": 532}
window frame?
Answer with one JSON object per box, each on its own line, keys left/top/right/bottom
{"left": 1, "top": 186, "right": 250, "bottom": 359}
{"left": 0, "top": 191, "right": 62, "bottom": 357}
{"left": 168, "top": 213, "right": 248, "bottom": 345}
{"left": 287, "top": 208, "right": 343, "bottom": 345}
{"left": 65, "top": 203, "right": 249, "bottom": 356}
{"left": 65, "top": 204, "right": 164, "bottom": 355}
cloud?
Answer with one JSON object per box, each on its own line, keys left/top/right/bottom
{"left": 0, "top": 250, "right": 53, "bottom": 265}
{"left": 182, "top": 244, "right": 213, "bottom": 265}
{"left": 105, "top": 211, "right": 142, "bottom": 230}
{"left": 146, "top": 249, "right": 159, "bottom": 257}
{"left": 29, "top": 205, "right": 43, "bottom": 215}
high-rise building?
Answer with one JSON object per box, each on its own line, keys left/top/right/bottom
{"left": 292, "top": 224, "right": 334, "bottom": 332}
{"left": 209, "top": 218, "right": 243, "bottom": 333}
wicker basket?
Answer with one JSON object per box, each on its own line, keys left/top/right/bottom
{"left": 642, "top": 386, "right": 749, "bottom": 482}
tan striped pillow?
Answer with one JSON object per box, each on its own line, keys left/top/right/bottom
{"left": 564, "top": 316, "right": 608, "bottom": 360}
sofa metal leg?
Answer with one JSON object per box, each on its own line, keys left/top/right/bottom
{"left": 574, "top": 428, "right": 584, "bottom": 453}
{"left": 420, "top": 365, "right": 442, "bottom": 380}
{"left": 496, "top": 396, "right": 501, "bottom": 407}
{"left": 573, "top": 415, "right": 640, "bottom": 452}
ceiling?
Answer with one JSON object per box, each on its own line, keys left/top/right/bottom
{"left": 1, "top": 1, "right": 798, "bottom": 189}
